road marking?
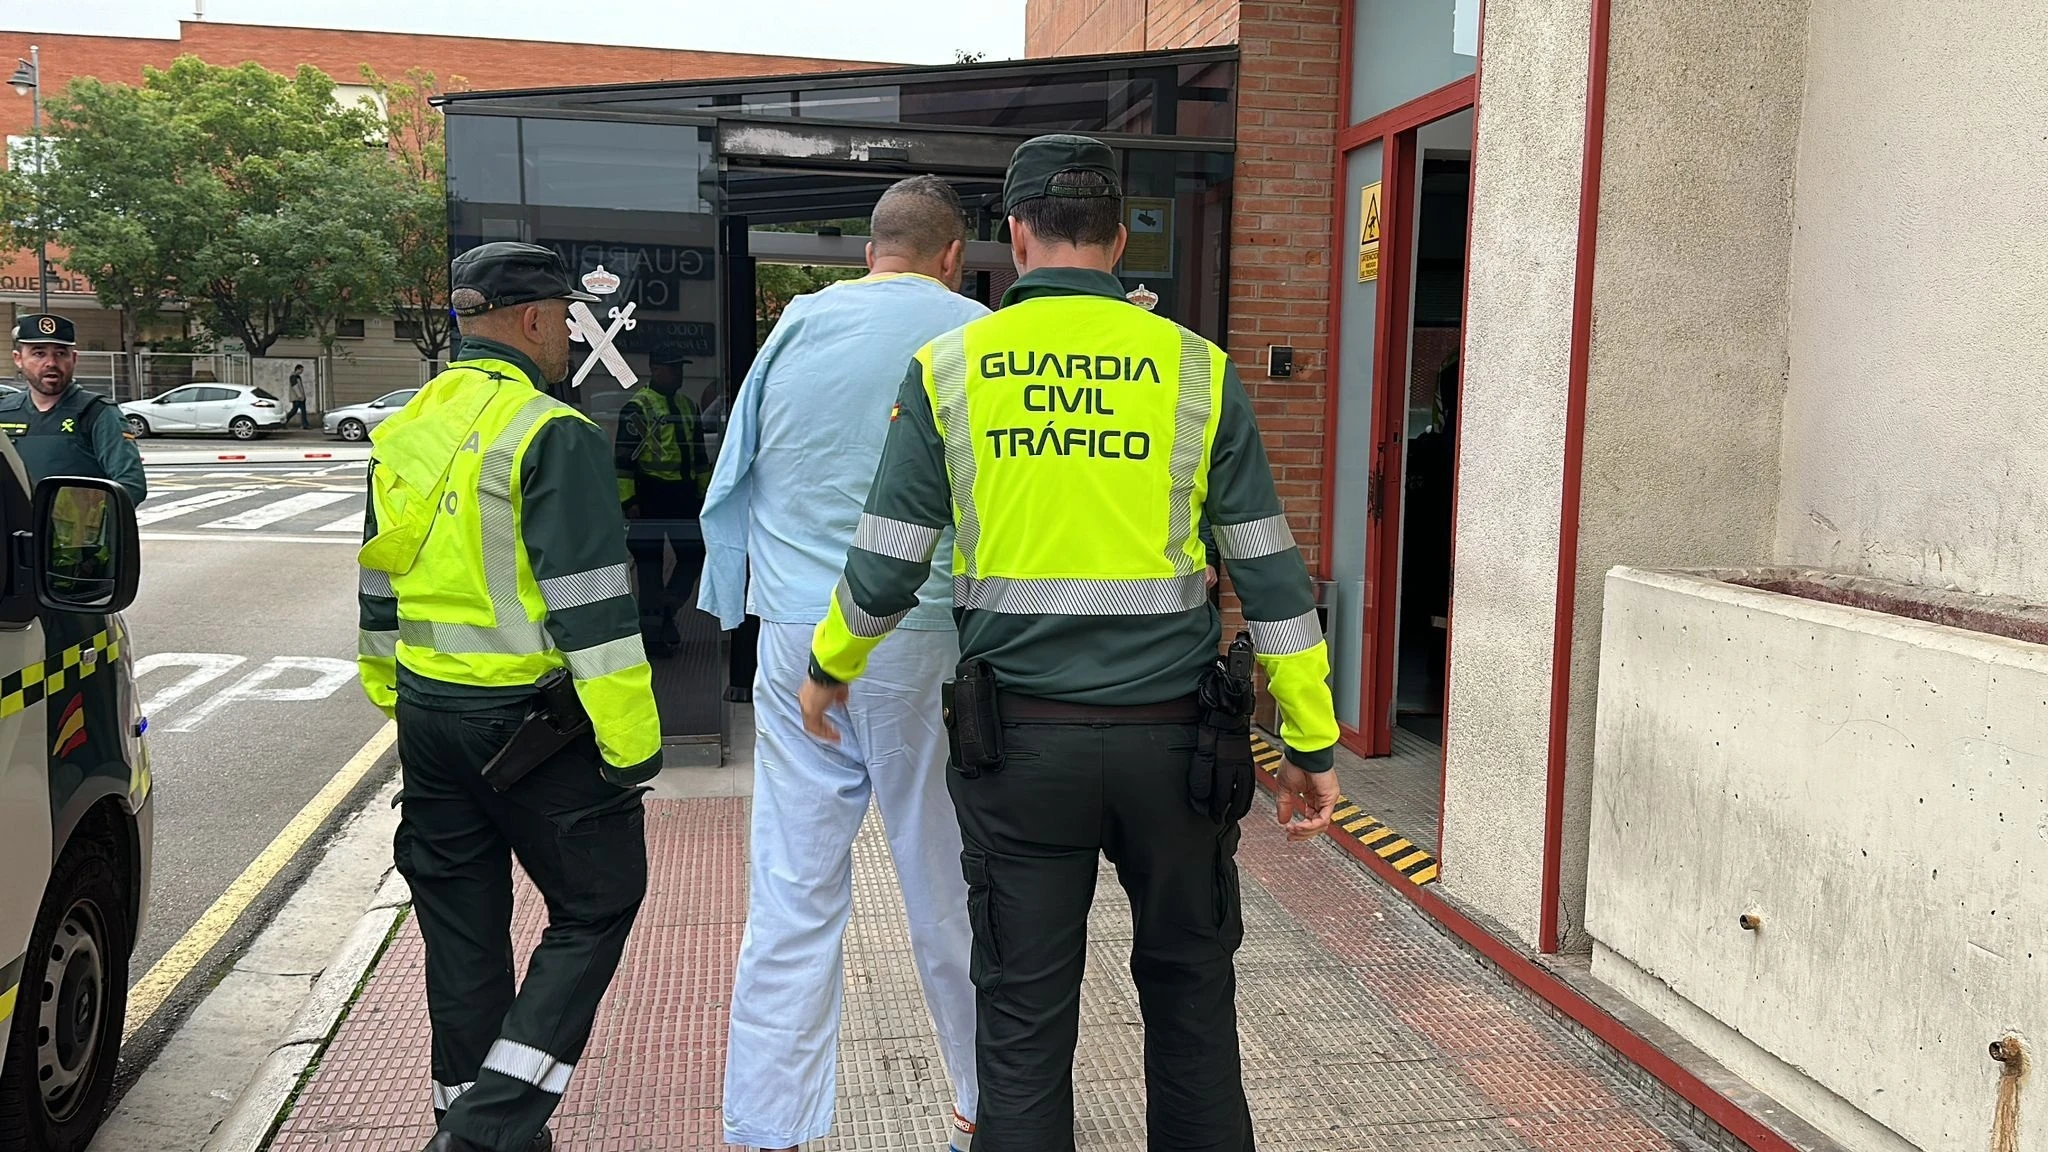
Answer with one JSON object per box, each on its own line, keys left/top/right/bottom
{"left": 125, "top": 720, "right": 396, "bottom": 1040}
{"left": 141, "top": 531, "right": 361, "bottom": 545}
{"left": 135, "top": 488, "right": 268, "bottom": 526}
{"left": 133, "top": 652, "right": 248, "bottom": 718}
{"left": 316, "top": 509, "right": 366, "bottom": 534}
{"left": 162, "top": 656, "right": 358, "bottom": 733}
{"left": 199, "top": 491, "right": 352, "bottom": 530}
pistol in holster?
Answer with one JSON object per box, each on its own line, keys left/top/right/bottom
{"left": 480, "top": 668, "right": 593, "bottom": 793}
{"left": 1190, "top": 630, "right": 1258, "bottom": 824}
{"left": 944, "top": 658, "right": 1004, "bottom": 778}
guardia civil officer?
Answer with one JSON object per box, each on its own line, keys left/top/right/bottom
{"left": 356, "top": 243, "right": 661, "bottom": 1152}
{"left": 801, "top": 136, "right": 1343, "bottom": 1151}
{"left": 5, "top": 314, "right": 146, "bottom": 504}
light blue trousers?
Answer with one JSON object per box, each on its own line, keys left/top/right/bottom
{"left": 723, "top": 621, "right": 979, "bottom": 1148}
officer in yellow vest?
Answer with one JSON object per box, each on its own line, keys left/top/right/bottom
{"left": 801, "top": 136, "right": 1343, "bottom": 1151}
{"left": 356, "top": 243, "right": 662, "bottom": 1152}
{"left": 614, "top": 347, "right": 713, "bottom": 656}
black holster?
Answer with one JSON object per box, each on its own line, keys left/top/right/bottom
{"left": 944, "top": 658, "right": 1004, "bottom": 778}
{"left": 479, "top": 668, "right": 593, "bottom": 793}
{"left": 1189, "top": 631, "right": 1257, "bottom": 824}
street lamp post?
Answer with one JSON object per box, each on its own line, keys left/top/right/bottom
{"left": 9, "top": 46, "right": 46, "bottom": 313}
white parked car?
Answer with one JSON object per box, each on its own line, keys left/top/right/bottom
{"left": 120, "top": 384, "right": 285, "bottom": 441}
{"left": 323, "top": 388, "right": 419, "bottom": 442}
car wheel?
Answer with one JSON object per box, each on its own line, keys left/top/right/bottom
{"left": 229, "top": 416, "right": 258, "bottom": 441}
{"left": 338, "top": 419, "right": 368, "bottom": 443}
{"left": 0, "top": 836, "right": 129, "bottom": 1152}
{"left": 123, "top": 415, "right": 149, "bottom": 438}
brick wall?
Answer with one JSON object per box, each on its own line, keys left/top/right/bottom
{"left": 1227, "top": 0, "right": 1342, "bottom": 573}
{"left": 1028, "top": 0, "right": 1239, "bottom": 56}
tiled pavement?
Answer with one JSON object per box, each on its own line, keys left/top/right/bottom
{"left": 268, "top": 784, "right": 1726, "bottom": 1151}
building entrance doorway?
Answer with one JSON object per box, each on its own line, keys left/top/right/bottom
{"left": 1324, "top": 85, "right": 1473, "bottom": 860}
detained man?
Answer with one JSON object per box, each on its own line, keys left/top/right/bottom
{"left": 702, "top": 175, "right": 989, "bottom": 1152}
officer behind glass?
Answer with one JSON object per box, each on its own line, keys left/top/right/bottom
{"left": 614, "top": 345, "right": 712, "bottom": 657}
{"left": 801, "top": 135, "right": 1344, "bottom": 1151}
{"left": 4, "top": 313, "right": 146, "bottom": 505}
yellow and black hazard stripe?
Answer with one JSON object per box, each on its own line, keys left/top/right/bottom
{"left": 0, "top": 625, "right": 125, "bottom": 720}
{"left": 1252, "top": 733, "right": 1439, "bottom": 886}
{"left": 0, "top": 950, "right": 23, "bottom": 1024}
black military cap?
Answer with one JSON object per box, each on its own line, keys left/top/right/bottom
{"left": 1003, "top": 134, "right": 1122, "bottom": 213}
{"left": 650, "top": 341, "right": 692, "bottom": 367}
{"left": 12, "top": 313, "right": 76, "bottom": 346}
{"left": 449, "top": 242, "right": 598, "bottom": 317}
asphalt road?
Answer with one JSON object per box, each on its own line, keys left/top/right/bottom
{"left": 126, "top": 459, "right": 387, "bottom": 977}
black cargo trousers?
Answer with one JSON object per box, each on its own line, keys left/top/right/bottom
{"left": 394, "top": 699, "right": 649, "bottom": 1152}
{"left": 946, "top": 704, "right": 1254, "bottom": 1152}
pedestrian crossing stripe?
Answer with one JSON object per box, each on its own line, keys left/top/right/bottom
{"left": 1251, "top": 733, "right": 1439, "bottom": 886}
{"left": 0, "top": 625, "right": 125, "bottom": 720}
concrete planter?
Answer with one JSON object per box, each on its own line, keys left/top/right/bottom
{"left": 1587, "top": 567, "right": 2048, "bottom": 1152}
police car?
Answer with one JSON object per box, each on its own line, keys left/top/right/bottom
{"left": 0, "top": 438, "right": 150, "bottom": 1150}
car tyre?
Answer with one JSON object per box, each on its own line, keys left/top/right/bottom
{"left": 0, "top": 835, "right": 130, "bottom": 1152}
{"left": 123, "top": 415, "right": 149, "bottom": 438}
{"left": 338, "top": 419, "right": 368, "bottom": 443}
{"left": 229, "top": 416, "right": 258, "bottom": 441}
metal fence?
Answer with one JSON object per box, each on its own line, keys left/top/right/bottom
{"left": 329, "top": 354, "right": 441, "bottom": 409}
{"left": 70, "top": 351, "right": 131, "bottom": 400}
{"left": 136, "top": 352, "right": 252, "bottom": 400}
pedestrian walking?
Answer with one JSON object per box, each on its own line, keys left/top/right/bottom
{"left": 802, "top": 135, "right": 1343, "bottom": 1152}
{"left": 355, "top": 242, "right": 662, "bottom": 1152}
{"left": 286, "top": 363, "right": 311, "bottom": 429}
{"left": 701, "top": 175, "right": 989, "bottom": 1152}
{"left": 4, "top": 313, "right": 146, "bottom": 505}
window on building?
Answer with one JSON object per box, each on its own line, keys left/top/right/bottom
{"left": 336, "top": 318, "right": 367, "bottom": 339}
{"left": 393, "top": 319, "right": 422, "bottom": 342}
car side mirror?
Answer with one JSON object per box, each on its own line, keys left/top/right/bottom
{"left": 32, "top": 477, "right": 140, "bottom": 613}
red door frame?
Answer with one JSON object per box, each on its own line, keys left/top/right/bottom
{"left": 1320, "top": 73, "right": 1477, "bottom": 760}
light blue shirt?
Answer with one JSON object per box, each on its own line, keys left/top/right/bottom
{"left": 700, "top": 273, "right": 990, "bottom": 632}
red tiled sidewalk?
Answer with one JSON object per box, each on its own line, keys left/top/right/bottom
{"left": 268, "top": 792, "right": 1725, "bottom": 1152}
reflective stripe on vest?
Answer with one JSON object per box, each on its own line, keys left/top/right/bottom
{"left": 917, "top": 295, "right": 1226, "bottom": 614}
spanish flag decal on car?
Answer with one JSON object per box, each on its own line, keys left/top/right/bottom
{"left": 890, "top": 402, "right": 901, "bottom": 423}
{"left": 53, "top": 692, "right": 87, "bottom": 759}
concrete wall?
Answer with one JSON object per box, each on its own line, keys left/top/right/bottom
{"left": 1554, "top": 0, "right": 1807, "bottom": 947}
{"left": 1436, "top": 0, "right": 1590, "bottom": 947}
{"left": 1774, "top": 0, "right": 2048, "bottom": 601}
{"left": 1587, "top": 567, "right": 2048, "bottom": 1152}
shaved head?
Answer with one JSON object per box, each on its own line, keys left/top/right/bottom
{"left": 870, "top": 176, "right": 967, "bottom": 260}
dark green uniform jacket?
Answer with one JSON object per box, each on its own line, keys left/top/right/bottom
{"left": 0, "top": 384, "right": 147, "bottom": 505}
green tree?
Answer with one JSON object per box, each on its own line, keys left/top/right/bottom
{"left": 363, "top": 67, "right": 458, "bottom": 362}
{"left": 11, "top": 57, "right": 392, "bottom": 357}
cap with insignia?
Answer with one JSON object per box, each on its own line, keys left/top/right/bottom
{"left": 1003, "top": 134, "right": 1122, "bottom": 214}
{"left": 12, "top": 313, "right": 77, "bottom": 346}
{"left": 448, "top": 242, "right": 599, "bottom": 317}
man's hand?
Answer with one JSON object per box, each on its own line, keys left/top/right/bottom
{"left": 1205, "top": 565, "right": 1218, "bottom": 590}
{"left": 1274, "top": 760, "right": 1338, "bottom": 841}
{"left": 800, "top": 676, "right": 850, "bottom": 743}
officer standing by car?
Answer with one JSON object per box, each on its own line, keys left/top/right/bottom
{"left": 614, "top": 347, "right": 713, "bottom": 655}
{"left": 356, "top": 243, "right": 662, "bottom": 1152}
{"left": 800, "top": 135, "right": 1343, "bottom": 1152}
{"left": 4, "top": 314, "right": 146, "bottom": 505}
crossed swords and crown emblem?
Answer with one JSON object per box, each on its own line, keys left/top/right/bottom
{"left": 566, "top": 265, "right": 637, "bottom": 389}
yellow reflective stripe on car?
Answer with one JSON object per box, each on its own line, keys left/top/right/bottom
{"left": 0, "top": 624, "right": 124, "bottom": 719}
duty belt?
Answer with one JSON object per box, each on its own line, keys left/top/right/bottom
{"left": 996, "top": 692, "right": 1199, "bottom": 725}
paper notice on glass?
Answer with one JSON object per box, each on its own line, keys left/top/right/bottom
{"left": 1454, "top": 0, "right": 1480, "bottom": 56}
{"left": 1357, "top": 181, "right": 1382, "bottom": 283}
{"left": 1121, "top": 197, "right": 1175, "bottom": 277}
